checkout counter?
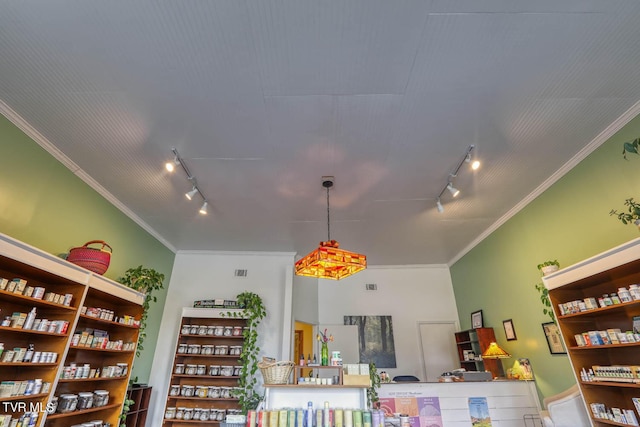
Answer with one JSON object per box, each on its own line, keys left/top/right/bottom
{"left": 379, "top": 380, "right": 541, "bottom": 427}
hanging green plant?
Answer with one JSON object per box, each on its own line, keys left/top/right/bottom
{"left": 224, "top": 291, "right": 266, "bottom": 414}
{"left": 117, "top": 265, "right": 165, "bottom": 426}
{"left": 534, "top": 261, "right": 558, "bottom": 323}
{"left": 621, "top": 137, "right": 640, "bottom": 160}
{"left": 117, "top": 265, "right": 165, "bottom": 357}
{"left": 610, "top": 198, "right": 640, "bottom": 227}
{"left": 367, "top": 361, "right": 381, "bottom": 409}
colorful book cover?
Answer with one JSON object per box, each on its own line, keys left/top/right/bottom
{"left": 353, "top": 410, "right": 363, "bottom": 427}
{"left": 270, "top": 410, "right": 279, "bottom": 427}
{"left": 468, "top": 397, "right": 492, "bottom": 426}
{"left": 296, "top": 409, "right": 304, "bottom": 427}
{"left": 257, "top": 410, "right": 267, "bottom": 427}
{"left": 378, "top": 398, "right": 396, "bottom": 416}
{"left": 247, "top": 410, "right": 257, "bottom": 427}
{"left": 279, "top": 410, "right": 289, "bottom": 427}
{"left": 417, "top": 397, "right": 443, "bottom": 427}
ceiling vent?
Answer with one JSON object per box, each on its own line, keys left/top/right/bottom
{"left": 235, "top": 269, "right": 248, "bottom": 277}
{"left": 365, "top": 283, "right": 377, "bottom": 291}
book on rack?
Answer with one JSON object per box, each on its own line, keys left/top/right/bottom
{"left": 269, "top": 410, "right": 279, "bottom": 427}
{"left": 257, "top": 410, "right": 268, "bottom": 427}
{"left": 247, "top": 410, "right": 257, "bottom": 427}
{"left": 279, "top": 410, "right": 289, "bottom": 427}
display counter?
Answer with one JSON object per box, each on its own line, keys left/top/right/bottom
{"left": 379, "top": 380, "right": 541, "bottom": 427}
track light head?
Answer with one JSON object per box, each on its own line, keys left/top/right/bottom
{"left": 165, "top": 155, "right": 180, "bottom": 172}
{"left": 185, "top": 187, "right": 198, "bottom": 200}
{"left": 199, "top": 201, "right": 209, "bottom": 215}
{"left": 436, "top": 198, "right": 444, "bottom": 213}
{"left": 447, "top": 182, "right": 460, "bottom": 197}
{"left": 465, "top": 153, "right": 480, "bottom": 170}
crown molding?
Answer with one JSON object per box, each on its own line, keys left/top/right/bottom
{"left": 448, "top": 99, "right": 640, "bottom": 267}
{"left": 0, "top": 99, "right": 177, "bottom": 253}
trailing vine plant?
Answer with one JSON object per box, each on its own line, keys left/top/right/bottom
{"left": 117, "top": 265, "right": 165, "bottom": 357}
{"left": 621, "top": 136, "right": 640, "bottom": 160}
{"left": 367, "top": 361, "right": 381, "bottom": 409}
{"left": 117, "top": 265, "right": 165, "bottom": 426}
{"left": 225, "top": 291, "right": 266, "bottom": 414}
{"left": 611, "top": 137, "right": 640, "bottom": 225}
{"left": 534, "top": 261, "right": 559, "bottom": 323}
{"left": 118, "top": 395, "right": 135, "bottom": 427}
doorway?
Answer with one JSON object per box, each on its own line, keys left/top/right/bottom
{"left": 294, "top": 321, "right": 314, "bottom": 364}
{"left": 417, "top": 321, "right": 459, "bottom": 382}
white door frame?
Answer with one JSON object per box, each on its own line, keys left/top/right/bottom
{"left": 416, "top": 320, "right": 460, "bottom": 382}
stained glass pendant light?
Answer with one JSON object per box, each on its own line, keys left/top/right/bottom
{"left": 294, "top": 177, "right": 367, "bottom": 280}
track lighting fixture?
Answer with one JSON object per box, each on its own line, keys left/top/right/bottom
{"left": 185, "top": 186, "right": 198, "bottom": 200}
{"left": 435, "top": 145, "right": 479, "bottom": 213}
{"left": 465, "top": 152, "right": 481, "bottom": 170}
{"left": 165, "top": 155, "right": 180, "bottom": 172}
{"left": 447, "top": 182, "right": 460, "bottom": 197}
{"left": 167, "top": 147, "right": 211, "bottom": 215}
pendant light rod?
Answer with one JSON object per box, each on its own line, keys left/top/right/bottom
{"left": 323, "top": 178, "right": 334, "bottom": 241}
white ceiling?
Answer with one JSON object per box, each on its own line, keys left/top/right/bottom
{"left": 2, "top": 1, "right": 640, "bottom": 265}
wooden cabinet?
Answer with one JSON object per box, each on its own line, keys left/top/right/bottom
{"left": 454, "top": 327, "right": 504, "bottom": 379}
{"left": 124, "top": 385, "right": 152, "bottom": 427}
{"left": 0, "top": 250, "right": 86, "bottom": 427}
{"left": 45, "top": 278, "right": 143, "bottom": 427}
{"left": 543, "top": 237, "right": 640, "bottom": 427}
{"left": 0, "top": 232, "right": 143, "bottom": 427}
{"left": 162, "top": 307, "right": 245, "bottom": 426}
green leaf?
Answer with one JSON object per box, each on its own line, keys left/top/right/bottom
{"left": 624, "top": 142, "right": 638, "bottom": 154}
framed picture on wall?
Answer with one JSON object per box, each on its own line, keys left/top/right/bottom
{"left": 542, "top": 322, "right": 566, "bottom": 354}
{"left": 471, "top": 310, "right": 484, "bottom": 329}
{"left": 503, "top": 319, "right": 517, "bottom": 341}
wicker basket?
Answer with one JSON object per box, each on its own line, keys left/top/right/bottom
{"left": 258, "top": 360, "right": 294, "bottom": 385}
{"left": 67, "top": 240, "right": 112, "bottom": 275}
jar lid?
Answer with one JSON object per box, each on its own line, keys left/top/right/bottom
{"left": 94, "top": 390, "right": 109, "bottom": 395}
{"left": 60, "top": 394, "right": 78, "bottom": 398}
{"left": 78, "top": 392, "right": 93, "bottom": 397}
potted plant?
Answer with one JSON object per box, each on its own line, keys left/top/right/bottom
{"left": 367, "top": 361, "right": 381, "bottom": 409}
{"left": 117, "top": 265, "right": 165, "bottom": 356}
{"left": 610, "top": 198, "right": 640, "bottom": 228}
{"left": 621, "top": 136, "right": 640, "bottom": 160}
{"left": 117, "top": 265, "right": 165, "bottom": 427}
{"left": 534, "top": 261, "right": 559, "bottom": 323}
{"left": 225, "top": 291, "right": 266, "bottom": 414}
{"left": 537, "top": 260, "right": 560, "bottom": 276}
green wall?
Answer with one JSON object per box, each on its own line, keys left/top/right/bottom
{"left": 0, "top": 114, "right": 175, "bottom": 383}
{"left": 450, "top": 113, "right": 640, "bottom": 401}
